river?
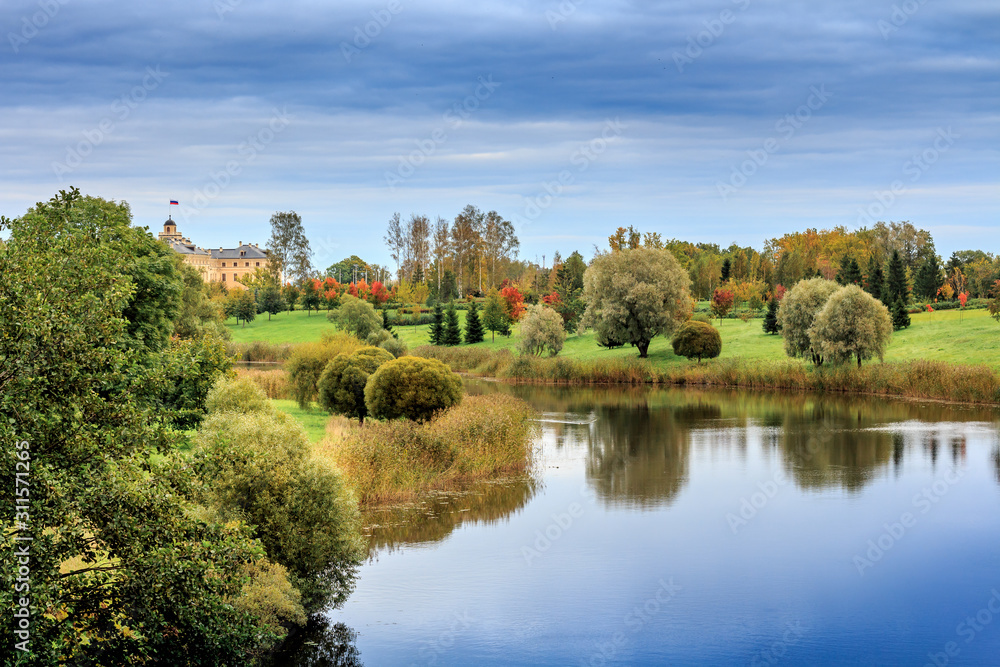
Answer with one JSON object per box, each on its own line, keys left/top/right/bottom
{"left": 273, "top": 381, "right": 1000, "bottom": 666}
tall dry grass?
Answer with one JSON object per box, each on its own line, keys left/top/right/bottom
{"left": 317, "top": 394, "right": 538, "bottom": 505}
{"left": 413, "top": 346, "right": 1000, "bottom": 404}
{"left": 228, "top": 340, "right": 295, "bottom": 363}
{"left": 236, "top": 367, "right": 291, "bottom": 399}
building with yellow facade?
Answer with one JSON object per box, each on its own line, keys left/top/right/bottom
{"left": 158, "top": 217, "right": 272, "bottom": 288}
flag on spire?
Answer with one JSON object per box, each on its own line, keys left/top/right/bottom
{"left": 170, "top": 200, "right": 179, "bottom": 205}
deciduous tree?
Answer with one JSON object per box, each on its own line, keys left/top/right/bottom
{"left": 809, "top": 285, "right": 892, "bottom": 367}
{"left": 777, "top": 277, "right": 840, "bottom": 365}
{"left": 581, "top": 247, "right": 693, "bottom": 358}
{"left": 518, "top": 304, "right": 567, "bottom": 356}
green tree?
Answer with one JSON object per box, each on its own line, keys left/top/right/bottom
{"left": 428, "top": 302, "right": 445, "bottom": 344}
{"left": 672, "top": 320, "right": 722, "bottom": 362}
{"left": 865, "top": 255, "right": 885, "bottom": 302}
{"left": 327, "top": 294, "right": 382, "bottom": 340}
{"left": 365, "top": 357, "right": 464, "bottom": 422}
{"left": 300, "top": 279, "right": 322, "bottom": 315}
{"left": 776, "top": 277, "right": 840, "bottom": 365}
{"left": 266, "top": 210, "right": 313, "bottom": 284}
{"left": 762, "top": 297, "right": 780, "bottom": 334}
{"left": 382, "top": 308, "right": 397, "bottom": 338}
{"left": 1, "top": 189, "right": 273, "bottom": 664}
{"left": 892, "top": 298, "right": 911, "bottom": 330}
{"left": 173, "top": 259, "right": 229, "bottom": 339}
{"left": 258, "top": 282, "right": 286, "bottom": 321}
{"left": 582, "top": 247, "right": 693, "bottom": 358}
{"left": 317, "top": 347, "right": 395, "bottom": 422}
{"left": 809, "top": 285, "right": 893, "bottom": 367}
{"left": 233, "top": 288, "right": 257, "bottom": 327}
{"left": 482, "top": 291, "right": 511, "bottom": 341}
{"left": 284, "top": 283, "right": 300, "bottom": 311}
{"left": 195, "top": 407, "right": 364, "bottom": 613}
{"left": 518, "top": 304, "right": 567, "bottom": 356}
{"left": 465, "top": 300, "right": 485, "bottom": 343}
{"left": 914, "top": 253, "right": 943, "bottom": 300}
{"left": 885, "top": 249, "right": 908, "bottom": 305}
{"left": 836, "top": 255, "right": 862, "bottom": 286}
{"left": 442, "top": 302, "right": 463, "bottom": 345}
{"left": 720, "top": 257, "right": 731, "bottom": 282}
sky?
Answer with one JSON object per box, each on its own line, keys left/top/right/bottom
{"left": 1, "top": 0, "right": 997, "bottom": 271}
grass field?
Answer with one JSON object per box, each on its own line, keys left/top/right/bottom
{"left": 271, "top": 399, "right": 330, "bottom": 442}
{"left": 227, "top": 306, "right": 1000, "bottom": 369}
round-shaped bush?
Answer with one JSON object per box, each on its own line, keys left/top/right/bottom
{"left": 364, "top": 357, "right": 463, "bottom": 422}
{"left": 318, "top": 346, "right": 394, "bottom": 421}
{"left": 205, "top": 376, "right": 274, "bottom": 415}
{"left": 671, "top": 320, "right": 722, "bottom": 363}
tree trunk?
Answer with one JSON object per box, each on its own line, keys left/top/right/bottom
{"left": 637, "top": 341, "right": 649, "bottom": 358}
{"left": 857, "top": 354, "right": 862, "bottom": 368}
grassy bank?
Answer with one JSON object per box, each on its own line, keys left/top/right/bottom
{"left": 412, "top": 346, "right": 1000, "bottom": 404}
{"left": 315, "top": 395, "right": 539, "bottom": 505}
{"left": 230, "top": 308, "right": 1000, "bottom": 404}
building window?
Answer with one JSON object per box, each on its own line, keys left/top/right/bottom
{"left": 222, "top": 262, "right": 226, "bottom": 267}
{"left": 245, "top": 262, "right": 250, "bottom": 267}
{"left": 256, "top": 262, "right": 260, "bottom": 267}
{"left": 222, "top": 273, "right": 226, "bottom": 281}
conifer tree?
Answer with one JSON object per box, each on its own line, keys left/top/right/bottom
{"left": 762, "top": 297, "right": 780, "bottom": 334}
{"left": 865, "top": 255, "right": 885, "bottom": 302}
{"left": 892, "top": 298, "right": 911, "bottom": 330}
{"left": 442, "top": 303, "right": 462, "bottom": 346}
{"left": 720, "top": 257, "right": 732, "bottom": 282}
{"left": 465, "top": 300, "right": 485, "bottom": 344}
{"left": 885, "top": 249, "right": 908, "bottom": 305}
{"left": 428, "top": 303, "right": 444, "bottom": 345}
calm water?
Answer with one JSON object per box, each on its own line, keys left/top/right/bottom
{"left": 276, "top": 382, "right": 1000, "bottom": 666}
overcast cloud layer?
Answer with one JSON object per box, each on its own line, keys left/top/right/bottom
{"left": 2, "top": 0, "right": 997, "bottom": 267}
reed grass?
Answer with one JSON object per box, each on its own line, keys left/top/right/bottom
{"left": 317, "top": 394, "right": 539, "bottom": 505}
{"left": 414, "top": 345, "right": 1000, "bottom": 404}
{"left": 236, "top": 367, "right": 291, "bottom": 400}
{"left": 228, "top": 339, "right": 294, "bottom": 363}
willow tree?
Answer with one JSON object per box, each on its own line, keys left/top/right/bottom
{"left": 581, "top": 247, "right": 692, "bottom": 358}
{"left": 776, "top": 277, "right": 840, "bottom": 365}
{"left": 809, "top": 285, "right": 893, "bottom": 367}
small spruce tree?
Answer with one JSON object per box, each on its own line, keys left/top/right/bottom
{"left": 762, "top": 297, "right": 780, "bottom": 334}
{"left": 428, "top": 303, "right": 444, "bottom": 345}
{"left": 885, "top": 250, "right": 908, "bottom": 305}
{"left": 892, "top": 298, "right": 911, "bottom": 330}
{"left": 442, "top": 303, "right": 462, "bottom": 346}
{"left": 382, "top": 309, "right": 397, "bottom": 338}
{"left": 465, "top": 300, "right": 485, "bottom": 344}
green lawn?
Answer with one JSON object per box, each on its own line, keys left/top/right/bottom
{"left": 271, "top": 399, "right": 330, "bottom": 442}
{"left": 227, "top": 306, "right": 1000, "bottom": 369}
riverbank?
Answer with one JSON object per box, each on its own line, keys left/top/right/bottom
{"left": 312, "top": 394, "right": 539, "bottom": 505}
{"left": 411, "top": 346, "right": 1000, "bottom": 405}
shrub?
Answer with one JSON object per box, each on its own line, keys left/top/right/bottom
{"left": 518, "top": 304, "right": 566, "bottom": 357}
{"left": 809, "top": 285, "right": 892, "bottom": 367}
{"left": 228, "top": 339, "right": 294, "bottom": 362}
{"left": 366, "top": 329, "right": 393, "bottom": 347}
{"left": 205, "top": 376, "right": 274, "bottom": 415}
{"left": 317, "top": 346, "right": 395, "bottom": 422}
{"left": 365, "top": 356, "right": 463, "bottom": 422}
{"left": 691, "top": 312, "right": 712, "bottom": 324}
{"left": 671, "top": 320, "right": 722, "bottom": 363}
{"left": 195, "top": 410, "right": 364, "bottom": 613}
{"left": 327, "top": 295, "right": 382, "bottom": 340}
{"left": 286, "top": 333, "right": 366, "bottom": 408}
{"left": 379, "top": 336, "right": 408, "bottom": 358}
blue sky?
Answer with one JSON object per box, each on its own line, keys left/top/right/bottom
{"left": 1, "top": 0, "right": 996, "bottom": 270}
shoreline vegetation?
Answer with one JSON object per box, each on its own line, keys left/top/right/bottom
{"left": 409, "top": 346, "right": 1000, "bottom": 405}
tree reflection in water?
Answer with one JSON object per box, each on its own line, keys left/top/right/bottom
{"left": 362, "top": 476, "right": 539, "bottom": 558}
{"left": 263, "top": 616, "right": 362, "bottom": 667}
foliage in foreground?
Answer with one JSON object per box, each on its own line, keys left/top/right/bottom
{"left": 0, "top": 190, "right": 273, "bottom": 665}
{"left": 320, "top": 394, "right": 538, "bottom": 504}
{"left": 195, "top": 401, "right": 364, "bottom": 614}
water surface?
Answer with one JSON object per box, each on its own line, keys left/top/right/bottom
{"left": 280, "top": 383, "right": 1000, "bottom": 666}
